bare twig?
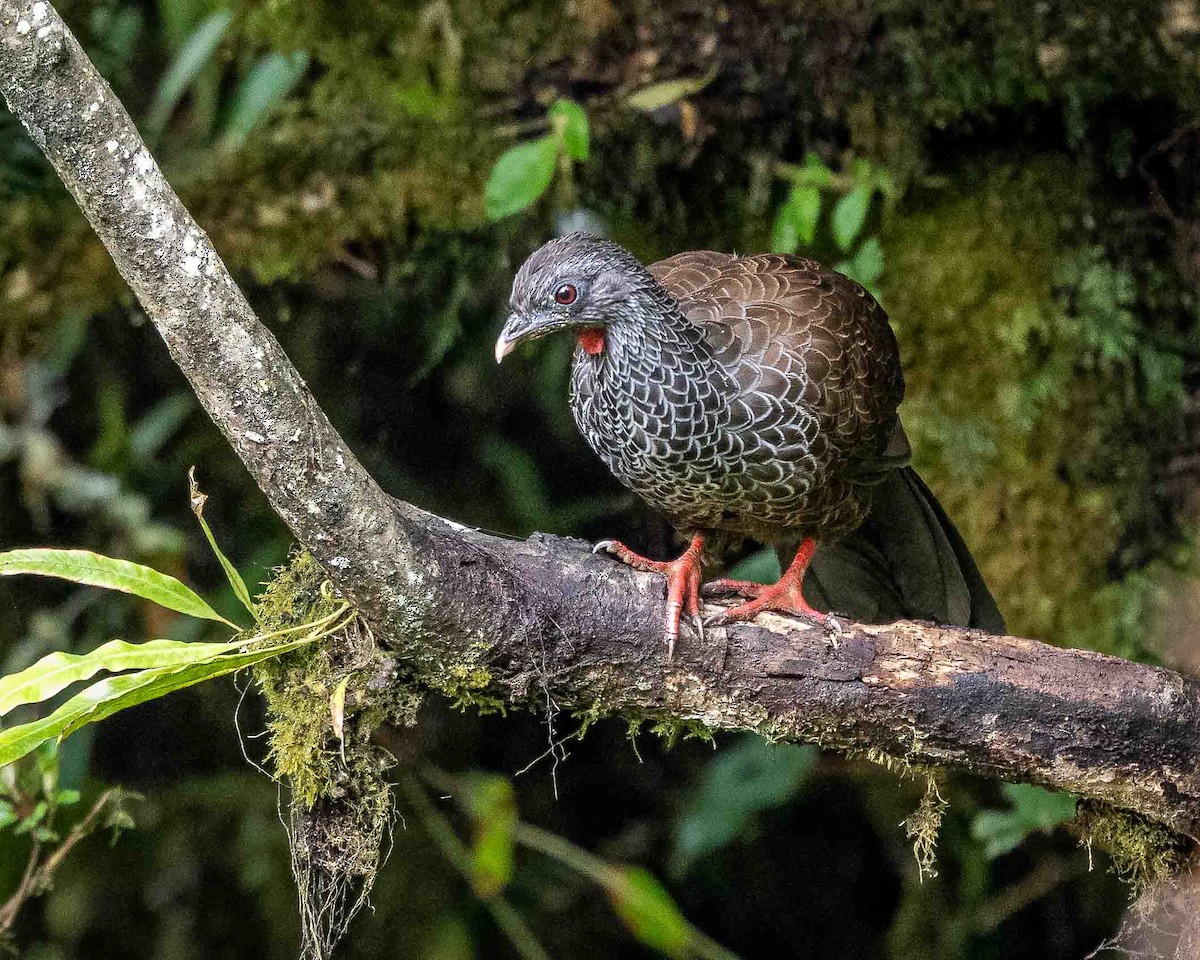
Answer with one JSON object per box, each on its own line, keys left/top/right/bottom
{"left": 0, "top": 841, "right": 42, "bottom": 932}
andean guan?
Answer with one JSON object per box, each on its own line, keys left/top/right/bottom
{"left": 495, "top": 233, "right": 1004, "bottom": 654}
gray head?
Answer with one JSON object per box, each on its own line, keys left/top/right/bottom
{"left": 494, "top": 233, "right": 658, "bottom": 362}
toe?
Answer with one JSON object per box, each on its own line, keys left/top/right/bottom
{"left": 718, "top": 599, "right": 761, "bottom": 623}
{"left": 701, "top": 578, "right": 765, "bottom": 599}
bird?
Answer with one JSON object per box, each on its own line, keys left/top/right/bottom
{"left": 495, "top": 233, "right": 1004, "bottom": 655}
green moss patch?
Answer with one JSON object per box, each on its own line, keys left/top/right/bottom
{"left": 253, "top": 551, "right": 421, "bottom": 960}
{"left": 1074, "top": 800, "right": 1190, "bottom": 895}
{"left": 884, "top": 158, "right": 1188, "bottom": 655}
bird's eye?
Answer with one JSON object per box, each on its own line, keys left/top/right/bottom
{"left": 554, "top": 283, "right": 578, "bottom": 306}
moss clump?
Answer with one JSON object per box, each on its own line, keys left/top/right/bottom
{"left": 903, "top": 775, "right": 948, "bottom": 882}
{"left": 648, "top": 718, "right": 715, "bottom": 749}
{"left": 432, "top": 663, "right": 507, "bottom": 715}
{"left": 253, "top": 550, "right": 422, "bottom": 960}
{"left": 572, "top": 699, "right": 605, "bottom": 739}
{"left": 255, "top": 553, "right": 342, "bottom": 806}
{"left": 254, "top": 551, "right": 421, "bottom": 804}
{"left": 1074, "top": 800, "right": 1190, "bottom": 894}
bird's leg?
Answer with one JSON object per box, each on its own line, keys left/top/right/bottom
{"left": 593, "top": 535, "right": 704, "bottom": 657}
{"left": 703, "top": 538, "right": 827, "bottom": 626}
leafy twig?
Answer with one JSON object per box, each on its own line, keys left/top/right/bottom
{"left": 0, "top": 787, "right": 122, "bottom": 933}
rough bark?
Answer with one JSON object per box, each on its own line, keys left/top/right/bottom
{"left": 3, "top": 0, "right": 1200, "bottom": 840}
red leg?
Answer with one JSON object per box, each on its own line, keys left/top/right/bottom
{"left": 594, "top": 535, "right": 704, "bottom": 657}
{"left": 707, "top": 539, "right": 826, "bottom": 625}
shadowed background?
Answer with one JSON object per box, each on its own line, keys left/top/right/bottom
{"left": 2, "top": 0, "right": 1200, "bottom": 957}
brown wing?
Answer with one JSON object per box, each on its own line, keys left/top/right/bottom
{"left": 648, "top": 251, "right": 906, "bottom": 477}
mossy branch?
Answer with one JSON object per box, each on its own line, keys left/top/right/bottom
{"left": 4, "top": 0, "right": 1200, "bottom": 853}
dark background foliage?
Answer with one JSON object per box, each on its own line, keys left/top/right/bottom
{"left": 3, "top": 0, "right": 1200, "bottom": 956}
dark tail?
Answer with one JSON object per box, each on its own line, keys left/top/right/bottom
{"left": 799, "top": 467, "right": 1006, "bottom": 633}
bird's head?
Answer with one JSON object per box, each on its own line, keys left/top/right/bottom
{"left": 495, "top": 233, "right": 651, "bottom": 363}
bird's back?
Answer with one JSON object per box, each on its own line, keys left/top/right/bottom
{"left": 632, "top": 251, "right": 905, "bottom": 541}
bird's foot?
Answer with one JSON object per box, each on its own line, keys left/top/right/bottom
{"left": 703, "top": 537, "right": 829, "bottom": 630}
{"left": 593, "top": 537, "right": 704, "bottom": 658}
{"left": 705, "top": 578, "right": 830, "bottom": 628}
{"left": 702, "top": 574, "right": 827, "bottom": 628}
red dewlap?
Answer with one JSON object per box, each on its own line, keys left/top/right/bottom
{"left": 577, "top": 328, "right": 605, "bottom": 355}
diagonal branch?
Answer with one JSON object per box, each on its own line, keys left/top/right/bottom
{"left": 3, "top": 0, "right": 1200, "bottom": 842}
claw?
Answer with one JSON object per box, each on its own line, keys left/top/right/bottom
{"left": 592, "top": 539, "right": 617, "bottom": 555}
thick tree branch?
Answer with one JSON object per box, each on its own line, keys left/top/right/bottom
{"left": 3, "top": 0, "right": 1200, "bottom": 840}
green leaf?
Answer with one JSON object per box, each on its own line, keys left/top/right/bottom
{"left": 329, "top": 674, "right": 349, "bottom": 755}
{"left": 624, "top": 69, "right": 717, "bottom": 112}
{"left": 0, "top": 799, "right": 16, "bottom": 829}
{"left": 672, "top": 736, "right": 814, "bottom": 875}
{"left": 190, "top": 469, "right": 258, "bottom": 622}
{"left": 550, "top": 99, "right": 589, "bottom": 161}
{"left": 483, "top": 136, "right": 558, "bottom": 221}
{"left": 606, "top": 867, "right": 691, "bottom": 959}
{"left": 35, "top": 740, "right": 59, "bottom": 778}
{"left": 56, "top": 789, "right": 81, "bottom": 806}
{"left": 0, "top": 637, "right": 238, "bottom": 718}
{"left": 0, "top": 549, "right": 235, "bottom": 627}
{"left": 971, "top": 783, "right": 1077, "bottom": 859}
{"left": 0, "top": 635, "right": 317, "bottom": 768}
{"left": 771, "top": 205, "right": 799, "bottom": 255}
{"left": 771, "top": 186, "right": 821, "bottom": 253}
{"left": 103, "top": 788, "right": 138, "bottom": 841}
{"left": 839, "top": 236, "right": 884, "bottom": 288}
{"left": 15, "top": 801, "right": 47, "bottom": 834}
{"left": 146, "top": 9, "right": 232, "bottom": 136}
{"left": 461, "top": 774, "right": 517, "bottom": 897}
{"left": 219, "top": 50, "right": 310, "bottom": 150}
{"left": 157, "top": 0, "right": 210, "bottom": 52}
{"left": 791, "top": 186, "right": 822, "bottom": 248}
{"left": 129, "top": 393, "right": 193, "bottom": 460}
{"left": 831, "top": 184, "right": 874, "bottom": 252}
{"left": 792, "top": 151, "right": 834, "bottom": 190}
{"left": 407, "top": 275, "right": 468, "bottom": 386}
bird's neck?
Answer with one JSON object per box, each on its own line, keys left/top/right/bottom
{"left": 601, "top": 286, "right": 711, "bottom": 368}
